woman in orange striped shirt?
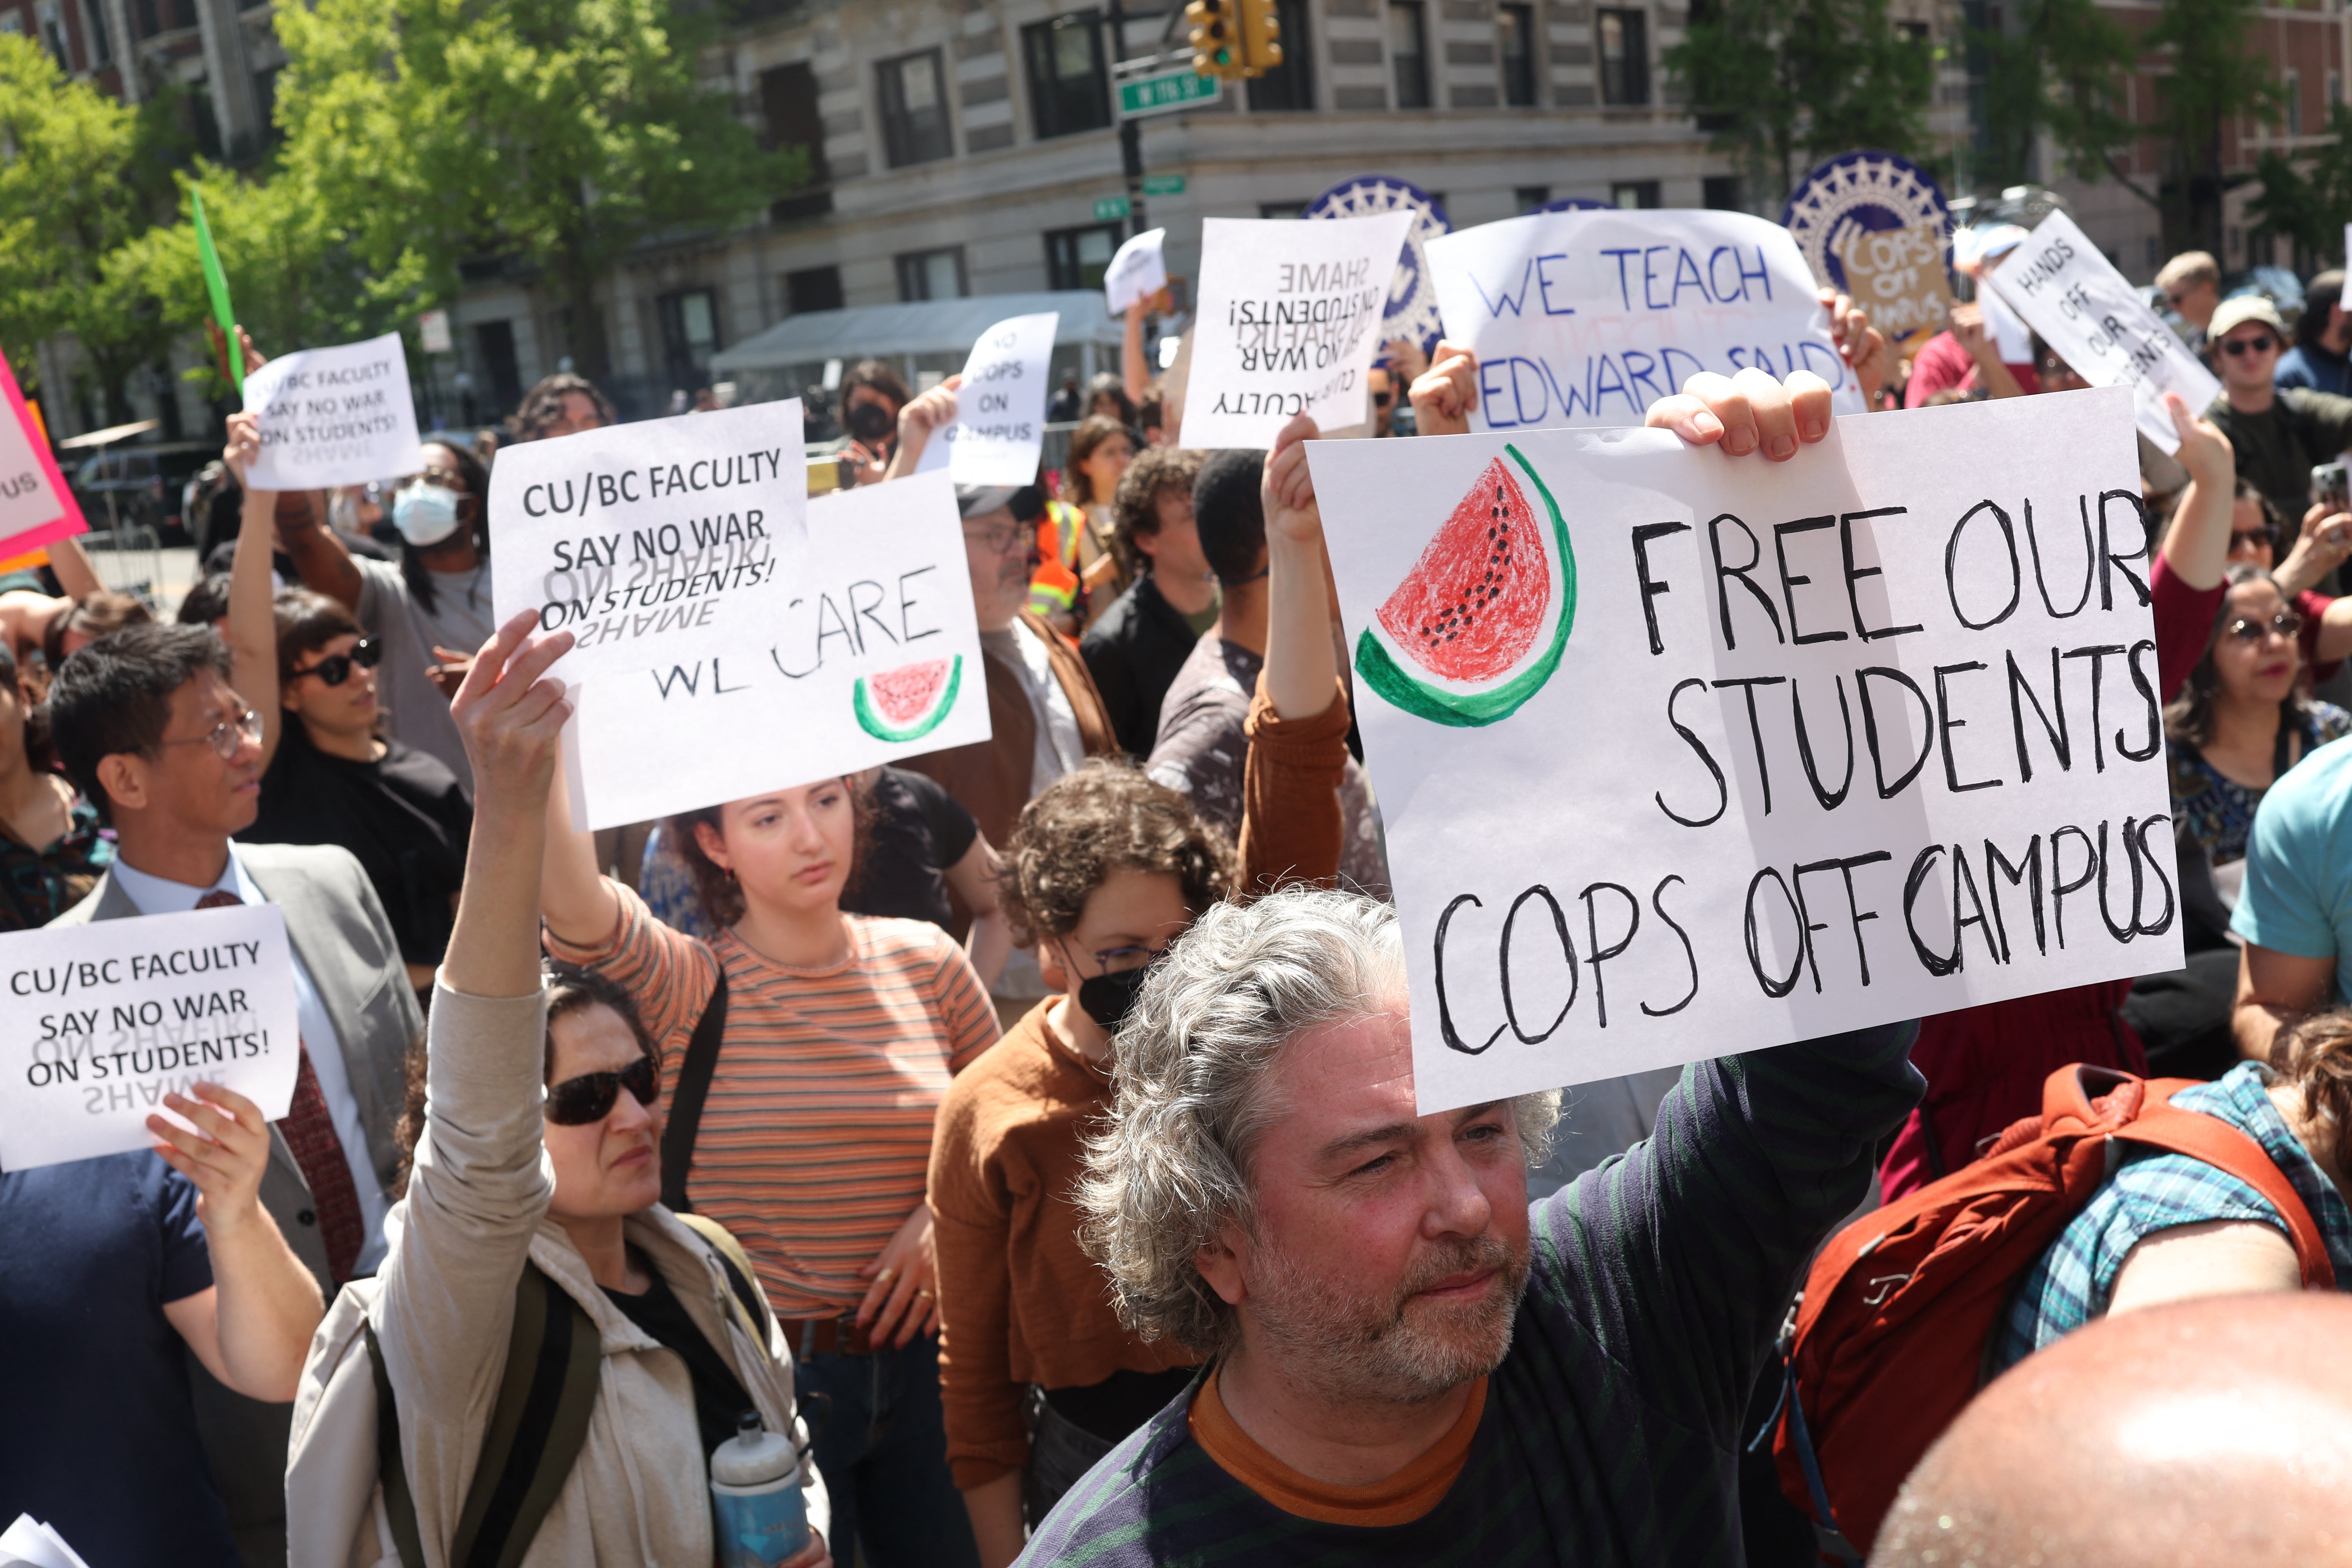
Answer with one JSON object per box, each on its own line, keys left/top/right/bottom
{"left": 541, "top": 771, "right": 996, "bottom": 1568}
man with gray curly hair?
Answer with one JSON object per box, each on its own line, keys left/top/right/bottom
{"left": 1020, "top": 369, "right": 1926, "bottom": 1567}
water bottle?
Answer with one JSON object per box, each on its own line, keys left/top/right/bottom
{"left": 710, "top": 1410, "right": 811, "bottom": 1568}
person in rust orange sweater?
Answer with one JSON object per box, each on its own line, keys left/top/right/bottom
{"left": 929, "top": 414, "right": 1357, "bottom": 1565}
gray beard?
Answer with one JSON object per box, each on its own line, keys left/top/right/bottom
{"left": 1241, "top": 1230, "right": 1530, "bottom": 1409}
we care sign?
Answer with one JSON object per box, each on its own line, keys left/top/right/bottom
{"left": 1309, "top": 387, "right": 2179, "bottom": 1111}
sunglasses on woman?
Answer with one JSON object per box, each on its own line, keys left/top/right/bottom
{"left": 291, "top": 637, "right": 383, "bottom": 688}
{"left": 2225, "top": 610, "right": 2304, "bottom": 642}
{"left": 546, "top": 1055, "right": 660, "bottom": 1125}
{"left": 2219, "top": 335, "right": 2278, "bottom": 357}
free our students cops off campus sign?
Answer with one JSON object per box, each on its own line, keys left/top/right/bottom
{"left": 1308, "top": 387, "right": 2178, "bottom": 1113}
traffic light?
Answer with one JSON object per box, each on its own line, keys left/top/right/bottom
{"left": 1237, "top": 0, "right": 1283, "bottom": 76}
{"left": 1187, "top": 0, "right": 1239, "bottom": 78}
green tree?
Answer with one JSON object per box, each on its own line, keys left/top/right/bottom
{"left": 1977, "top": 0, "right": 2278, "bottom": 259}
{"left": 272, "top": 0, "right": 802, "bottom": 383}
{"left": 111, "top": 162, "right": 421, "bottom": 398}
{"left": 2245, "top": 106, "right": 2352, "bottom": 267}
{"left": 0, "top": 34, "right": 183, "bottom": 420}
{"left": 1666, "top": 0, "right": 1938, "bottom": 212}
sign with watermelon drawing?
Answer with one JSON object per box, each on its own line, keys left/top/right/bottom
{"left": 1310, "top": 387, "right": 2180, "bottom": 1111}
{"left": 1422, "top": 208, "right": 1868, "bottom": 434}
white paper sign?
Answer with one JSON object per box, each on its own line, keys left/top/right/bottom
{"left": 1182, "top": 211, "right": 1416, "bottom": 448}
{"left": 1976, "top": 275, "right": 2034, "bottom": 363}
{"left": 492, "top": 399, "right": 810, "bottom": 702}
{"left": 557, "top": 470, "right": 990, "bottom": 828}
{"left": 916, "top": 313, "right": 1058, "bottom": 486}
{"left": 1308, "top": 387, "right": 2178, "bottom": 1112}
{"left": 0, "top": 905, "right": 301, "bottom": 1172}
{"left": 0, "top": 1515, "right": 91, "bottom": 1568}
{"left": 1983, "top": 211, "right": 2221, "bottom": 454}
{"left": 1105, "top": 228, "right": 1168, "bottom": 314}
{"left": 1424, "top": 209, "right": 1866, "bottom": 433}
{"left": 241, "top": 332, "right": 426, "bottom": 489}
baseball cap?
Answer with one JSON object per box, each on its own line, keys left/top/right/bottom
{"left": 1952, "top": 224, "right": 2029, "bottom": 276}
{"left": 2209, "top": 295, "right": 2287, "bottom": 342}
{"left": 954, "top": 483, "right": 1047, "bottom": 522}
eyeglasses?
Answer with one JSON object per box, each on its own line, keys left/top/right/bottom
{"left": 290, "top": 637, "right": 383, "bottom": 688}
{"left": 964, "top": 521, "right": 1028, "bottom": 555}
{"left": 2220, "top": 335, "right": 2278, "bottom": 357}
{"left": 546, "top": 1055, "right": 659, "bottom": 1125}
{"left": 1372, "top": 391, "right": 1394, "bottom": 407}
{"left": 2225, "top": 610, "right": 2305, "bottom": 642}
{"left": 157, "top": 706, "right": 262, "bottom": 761}
{"left": 2229, "top": 526, "right": 2275, "bottom": 553}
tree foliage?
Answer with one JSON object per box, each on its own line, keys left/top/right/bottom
{"left": 0, "top": 34, "right": 183, "bottom": 417}
{"left": 1664, "top": 0, "right": 1938, "bottom": 212}
{"left": 1975, "top": 0, "right": 2279, "bottom": 258}
{"left": 2246, "top": 105, "right": 2352, "bottom": 265}
{"left": 273, "top": 0, "right": 802, "bottom": 380}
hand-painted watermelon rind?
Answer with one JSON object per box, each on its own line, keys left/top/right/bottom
{"left": 1354, "top": 444, "right": 1575, "bottom": 728}
{"left": 853, "top": 654, "right": 963, "bottom": 742}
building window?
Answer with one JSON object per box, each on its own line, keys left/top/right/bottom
{"left": 1499, "top": 4, "right": 1535, "bottom": 107}
{"left": 1025, "top": 13, "right": 1112, "bottom": 139}
{"left": 1388, "top": 2, "right": 1428, "bottom": 109}
{"left": 1045, "top": 223, "right": 1123, "bottom": 290}
{"left": 252, "top": 65, "right": 279, "bottom": 140}
{"left": 1259, "top": 200, "right": 1306, "bottom": 219}
{"left": 2283, "top": 71, "right": 2301, "bottom": 136}
{"left": 80, "top": 0, "right": 107, "bottom": 64}
{"left": 786, "top": 266, "right": 844, "bottom": 314}
{"left": 1597, "top": 9, "right": 1648, "bottom": 107}
{"left": 877, "top": 49, "right": 953, "bottom": 168}
{"left": 762, "top": 62, "right": 833, "bottom": 220}
{"left": 897, "top": 246, "right": 968, "bottom": 301}
{"left": 658, "top": 289, "right": 721, "bottom": 389}
{"left": 1610, "top": 179, "right": 1660, "bottom": 209}
{"left": 474, "top": 321, "right": 523, "bottom": 410}
{"left": 1702, "top": 174, "right": 1742, "bottom": 210}
{"left": 35, "top": 0, "right": 69, "bottom": 67}
{"left": 2331, "top": 71, "right": 2343, "bottom": 109}
{"left": 1515, "top": 185, "right": 1550, "bottom": 213}
{"left": 1248, "top": 0, "right": 1313, "bottom": 111}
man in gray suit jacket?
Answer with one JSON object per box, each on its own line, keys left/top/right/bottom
{"left": 48, "top": 622, "right": 423, "bottom": 1568}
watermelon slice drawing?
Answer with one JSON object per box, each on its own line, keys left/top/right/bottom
{"left": 1354, "top": 445, "right": 1575, "bottom": 727}
{"left": 853, "top": 655, "right": 963, "bottom": 742}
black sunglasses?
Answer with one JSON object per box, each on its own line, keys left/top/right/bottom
{"left": 292, "top": 637, "right": 383, "bottom": 687}
{"left": 1372, "top": 390, "right": 1394, "bottom": 407}
{"left": 2225, "top": 609, "right": 2305, "bottom": 643}
{"left": 2220, "top": 335, "right": 2278, "bottom": 357}
{"left": 546, "top": 1055, "right": 659, "bottom": 1125}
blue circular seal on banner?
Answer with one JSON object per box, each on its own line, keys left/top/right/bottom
{"left": 1303, "top": 176, "right": 1452, "bottom": 356}
{"left": 1780, "top": 150, "right": 1952, "bottom": 294}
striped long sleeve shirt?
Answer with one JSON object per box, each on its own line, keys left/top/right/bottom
{"left": 547, "top": 881, "right": 999, "bottom": 1317}
{"left": 1019, "top": 1020, "right": 1924, "bottom": 1566}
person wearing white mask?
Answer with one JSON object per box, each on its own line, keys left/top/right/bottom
{"left": 279, "top": 440, "right": 494, "bottom": 796}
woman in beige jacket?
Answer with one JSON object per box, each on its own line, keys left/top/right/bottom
{"left": 285, "top": 610, "right": 830, "bottom": 1566}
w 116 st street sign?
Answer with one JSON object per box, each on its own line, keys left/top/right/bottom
{"left": 1118, "top": 68, "right": 1221, "bottom": 116}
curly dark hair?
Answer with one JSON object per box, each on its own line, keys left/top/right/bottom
{"left": 662, "top": 775, "right": 877, "bottom": 928}
{"left": 1110, "top": 445, "right": 1205, "bottom": 576}
{"left": 2163, "top": 564, "right": 2318, "bottom": 752}
{"left": 2272, "top": 1009, "right": 2352, "bottom": 1180}
{"left": 998, "top": 759, "right": 1234, "bottom": 949}
{"left": 392, "top": 962, "right": 658, "bottom": 1197}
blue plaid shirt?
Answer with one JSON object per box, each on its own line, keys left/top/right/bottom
{"left": 1993, "top": 1063, "right": 2352, "bottom": 1374}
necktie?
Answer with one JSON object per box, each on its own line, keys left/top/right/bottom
{"left": 195, "top": 887, "right": 366, "bottom": 1283}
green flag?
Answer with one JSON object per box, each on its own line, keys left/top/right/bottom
{"left": 191, "top": 189, "right": 241, "bottom": 396}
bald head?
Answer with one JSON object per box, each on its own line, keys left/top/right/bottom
{"left": 1873, "top": 1293, "right": 2352, "bottom": 1566}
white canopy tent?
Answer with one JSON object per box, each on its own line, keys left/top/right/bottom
{"left": 711, "top": 290, "right": 1124, "bottom": 398}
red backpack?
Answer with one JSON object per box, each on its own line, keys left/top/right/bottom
{"left": 1769, "top": 1064, "right": 2335, "bottom": 1562}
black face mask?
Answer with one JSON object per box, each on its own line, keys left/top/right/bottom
{"left": 1076, "top": 966, "right": 1151, "bottom": 1034}
{"left": 844, "top": 401, "right": 893, "bottom": 441}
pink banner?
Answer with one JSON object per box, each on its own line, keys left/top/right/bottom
{"left": 0, "top": 346, "right": 87, "bottom": 562}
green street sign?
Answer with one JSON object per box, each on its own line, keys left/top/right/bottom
{"left": 1095, "top": 195, "right": 1132, "bottom": 220}
{"left": 1118, "top": 68, "right": 1222, "bottom": 118}
{"left": 1142, "top": 173, "right": 1187, "bottom": 197}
